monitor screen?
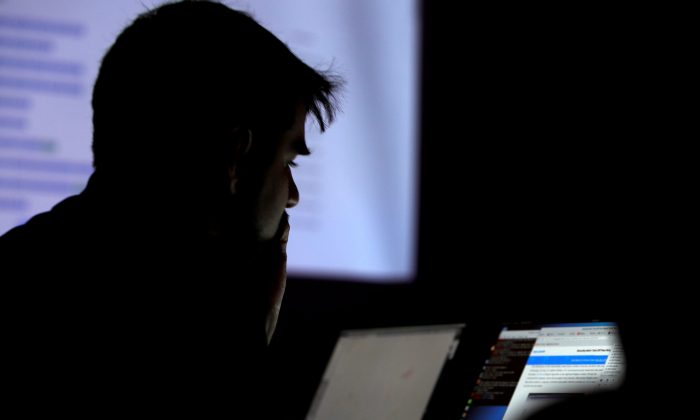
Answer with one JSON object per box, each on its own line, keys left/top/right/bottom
{"left": 0, "top": 0, "right": 420, "bottom": 282}
{"left": 307, "top": 325, "right": 464, "bottom": 420}
{"left": 462, "top": 322, "right": 625, "bottom": 420}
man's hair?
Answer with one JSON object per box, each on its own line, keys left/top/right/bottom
{"left": 91, "top": 0, "right": 340, "bottom": 176}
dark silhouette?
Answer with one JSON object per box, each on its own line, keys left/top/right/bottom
{"left": 1, "top": 1, "right": 340, "bottom": 417}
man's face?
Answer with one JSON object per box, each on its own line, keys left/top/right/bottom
{"left": 249, "top": 103, "right": 309, "bottom": 241}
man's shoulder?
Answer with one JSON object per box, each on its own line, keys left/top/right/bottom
{"left": 1, "top": 194, "right": 86, "bottom": 243}
{"left": 1, "top": 210, "right": 56, "bottom": 244}
{"left": 0, "top": 194, "right": 95, "bottom": 275}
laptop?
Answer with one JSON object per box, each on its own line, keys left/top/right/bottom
{"left": 304, "top": 321, "right": 625, "bottom": 420}
{"left": 305, "top": 324, "right": 465, "bottom": 420}
{"left": 460, "top": 321, "right": 625, "bottom": 420}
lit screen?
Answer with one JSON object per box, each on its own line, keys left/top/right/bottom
{"left": 307, "top": 325, "right": 463, "bottom": 420}
{"left": 463, "top": 322, "right": 626, "bottom": 420}
{"left": 0, "top": 0, "right": 419, "bottom": 281}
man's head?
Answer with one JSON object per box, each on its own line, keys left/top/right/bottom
{"left": 91, "top": 0, "right": 340, "bottom": 240}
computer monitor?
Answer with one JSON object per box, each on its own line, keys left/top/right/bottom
{"left": 0, "top": 0, "right": 420, "bottom": 282}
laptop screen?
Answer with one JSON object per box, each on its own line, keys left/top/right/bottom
{"left": 306, "top": 324, "right": 464, "bottom": 420}
{"left": 461, "top": 322, "right": 625, "bottom": 420}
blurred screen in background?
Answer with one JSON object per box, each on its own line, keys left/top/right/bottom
{"left": 0, "top": 0, "right": 419, "bottom": 282}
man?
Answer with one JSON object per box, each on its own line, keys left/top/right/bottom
{"left": 1, "top": 0, "right": 340, "bottom": 416}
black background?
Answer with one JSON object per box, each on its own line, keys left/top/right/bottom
{"left": 268, "top": 3, "right": 680, "bottom": 419}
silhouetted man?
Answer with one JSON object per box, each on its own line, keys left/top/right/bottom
{"left": 0, "top": 1, "right": 340, "bottom": 417}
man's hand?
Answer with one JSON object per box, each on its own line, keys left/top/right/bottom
{"left": 264, "top": 213, "right": 289, "bottom": 344}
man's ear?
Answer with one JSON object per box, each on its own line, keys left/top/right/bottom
{"left": 228, "top": 128, "right": 252, "bottom": 194}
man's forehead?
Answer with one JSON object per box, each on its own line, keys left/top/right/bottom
{"left": 286, "top": 105, "right": 309, "bottom": 151}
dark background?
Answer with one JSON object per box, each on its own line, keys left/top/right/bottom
{"left": 268, "top": 3, "right": 676, "bottom": 419}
